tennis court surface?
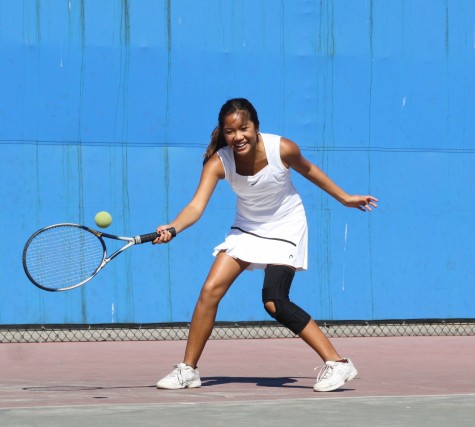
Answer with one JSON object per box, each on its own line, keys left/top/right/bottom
{"left": 1, "top": 335, "right": 474, "bottom": 426}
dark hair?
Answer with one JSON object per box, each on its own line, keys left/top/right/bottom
{"left": 203, "top": 98, "right": 260, "bottom": 164}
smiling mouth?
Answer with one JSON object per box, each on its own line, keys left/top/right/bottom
{"left": 233, "top": 141, "right": 247, "bottom": 150}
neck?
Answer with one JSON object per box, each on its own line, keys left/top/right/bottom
{"left": 234, "top": 135, "right": 267, "bottom": 176}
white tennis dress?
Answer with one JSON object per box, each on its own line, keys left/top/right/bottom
{"left": 213, "top": 133, "right": 308, "bottom": 271}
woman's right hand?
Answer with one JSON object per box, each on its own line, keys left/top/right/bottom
{"left": 152, "top": 226, "right": 176, "bottom": 244}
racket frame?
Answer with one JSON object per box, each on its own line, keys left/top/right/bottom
{"left": 22, "top": 223, "right": 175, "bottom": 292}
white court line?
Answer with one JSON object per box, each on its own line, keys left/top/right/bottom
{"left": 2, "top": 392, "right": 475, "bottom": 411}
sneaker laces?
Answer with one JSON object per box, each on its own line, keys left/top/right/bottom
{"left": 314, "top": 363, "right": 334, "bottom": 382}
{"left": 171, "top": 364, "right": 191, "bottom": 386}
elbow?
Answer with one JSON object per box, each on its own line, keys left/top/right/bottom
{"left": 187, "top": 204, "right": 206, "bottom": 224}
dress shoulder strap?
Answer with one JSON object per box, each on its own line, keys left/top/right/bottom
{"left": 216, "top": 146, "right": 234, "bottom": 182}
{"left": 261, "top": 134, "right": 284, "bottom": 169}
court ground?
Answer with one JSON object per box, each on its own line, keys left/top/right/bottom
{"left": 1, "top": 335, "right": 474, "bottom": 426}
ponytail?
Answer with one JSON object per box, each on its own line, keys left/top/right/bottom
{"left": 203, "top": 126, "right": 226, "bottom": 164}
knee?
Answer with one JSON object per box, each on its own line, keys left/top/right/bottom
{"left": 261, "top": 265, "right": 294, "bottom": 311}
{"left": 263, "top": 296, "right": 311, "bottom": 335}
{"left": 264, "top": 301, "right": 276, "bottom": 315}
{"left": 262, "top": 265, "right": 311, "bottom": 335}
{"left": 199, "top": 282, "right": 224, "bottom": 307}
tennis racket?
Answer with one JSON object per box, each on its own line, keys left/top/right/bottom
{"left": 22, "top": 223, "right": 176, "bottom": 292}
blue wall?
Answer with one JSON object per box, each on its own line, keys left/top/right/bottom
{"left": 1, "top": 0, "right": 474, "bottom": 325}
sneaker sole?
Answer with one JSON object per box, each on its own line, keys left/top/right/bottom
{"left": 313, "top": 369, "right": 358, "bottom": 392}
{"left": 157, "top": 380, "right": 201, "bottom": 390}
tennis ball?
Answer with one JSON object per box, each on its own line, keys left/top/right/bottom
{"left": 95, "top": 211, "right": 112, "bottom": 228}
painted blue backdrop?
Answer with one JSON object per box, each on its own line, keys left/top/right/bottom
{"left": 1, "top": 0, "right": 474, "bottom": 325}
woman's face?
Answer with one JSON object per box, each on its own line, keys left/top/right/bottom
{"left": 222, "top": 111, "right": 258, "bottom": 156}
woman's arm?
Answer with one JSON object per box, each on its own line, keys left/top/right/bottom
{"left": 281, "top": 137, "right": 378, "bottom": 211}
{"left": 153, "top": 154, "right": 225, "bottom": 243}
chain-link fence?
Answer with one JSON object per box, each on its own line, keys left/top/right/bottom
{"left": 1, "top": 319, "right": 474, "bottom": 343}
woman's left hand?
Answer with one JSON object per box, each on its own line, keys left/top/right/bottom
{"left": 343, "top": 195, "right": 379, "bottom": 212}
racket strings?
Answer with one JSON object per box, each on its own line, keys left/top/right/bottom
{"left": 24, "top": 226, "right": 105, "bottom": 290}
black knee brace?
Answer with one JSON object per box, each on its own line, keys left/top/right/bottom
{"left": 262, "top": 265, "right": 311, "bottom": 335}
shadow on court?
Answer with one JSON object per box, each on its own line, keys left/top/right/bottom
{"left": 202, "top": 376, "right": 308, "bottom": 388}
{"left": 1, "top": 336, "right": 474, "bottom": 426}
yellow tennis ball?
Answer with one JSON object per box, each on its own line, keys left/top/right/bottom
{"left": 95, "top": 211, "right": 112, "bottom": 228}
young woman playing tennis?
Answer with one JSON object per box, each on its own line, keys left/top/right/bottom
{"left": 153, "top": 98, "right": 378, "bottom": 392}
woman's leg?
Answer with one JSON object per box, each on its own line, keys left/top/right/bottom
{"left": 261, "top": 265, "right": 356, "bottom": 392}
{"left": 262, "top": 264, "right": 341, "bottom": 362}
{"left": 298, "top": 320, "right": 341, "bottom": 361}
{"left": 157, "top": 253, "right": 250, "bottom": 389}
{"left": 183, "top": 252, "right": 250, "bottom": 368}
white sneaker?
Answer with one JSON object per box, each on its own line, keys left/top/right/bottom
{"left": 157, "top": 363, "right": 201, "bottom": 389}
{"left": 313, "top": 359, "right": 358, "bottom": 392}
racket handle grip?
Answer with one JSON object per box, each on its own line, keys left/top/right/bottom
{"left": 137, "top": 227, "right": 176, "bottom": 243}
